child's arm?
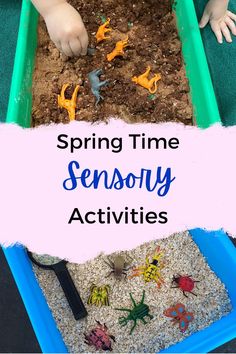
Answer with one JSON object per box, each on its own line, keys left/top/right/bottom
{"left": 200, "top": 0, "right": 236, "bottom": 43}
{"left": 31, "top": 0, "right": 88, "bottom": 56}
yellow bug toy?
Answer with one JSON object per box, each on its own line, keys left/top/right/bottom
{"left": 130, "top": 246, "right": 165, "bottom": 288}
{"left": 87, "top": 284, "right": 110, "bottom": 306}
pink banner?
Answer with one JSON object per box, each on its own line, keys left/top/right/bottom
{"left": 0, "top": 120, "right": 235, "bottom": 262}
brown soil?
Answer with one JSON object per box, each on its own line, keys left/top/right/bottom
{"left": 32, "top": 0, "right": 193, "bottom": 126}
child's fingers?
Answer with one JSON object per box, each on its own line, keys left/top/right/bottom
{"left": 79, "top": 32, "right": 89, "bottom": 56}
{"left": 211, "top": 22, "right": 223, "bottom": 43}
{"left": 62, "top": 42, "right": 74, "bottom": 57}
{"left": 227, "top": 10, "right": 236, "bottom": 22}
{"left": 220, "top": 22, "right": 232, "bottom": 42}
{"left": 199, "top": 11, "right": 210, "bottom": 28}
{"left": 55, "top": 40, "right": 63, "bottom": 54}
{"left": 225, "top": 17, "right": 236, "bottom": 36}
{"left": 69, "top": 38, "right": 82, "bottom": 56}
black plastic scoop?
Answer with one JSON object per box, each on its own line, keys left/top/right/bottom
{"left": 27, "top": 251, "right": 88, "bottom": 320}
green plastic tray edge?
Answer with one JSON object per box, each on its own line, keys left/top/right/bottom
{"left": 175, "top": 0, "right": 221, "bottom": 128}
{"left": 6, "top": 0, "right": 38, "bottom": 127}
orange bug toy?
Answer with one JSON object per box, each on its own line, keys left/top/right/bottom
{"left": 132, "top": 66, "right": 161, "bottom": 94}
{"left": 107, "top": 36, "right": 129, "bottom": 62}
{"left": 58, "top": 84, "right": 80, "bottom": 121}
{"left": 95, "top": 18, "right": 112, "bottom": 43}
{"left": 164, "top": 303, "right": 194, "bottom": 332}
{"left": 129, "top": 246, "right": 165, "bottom": 288}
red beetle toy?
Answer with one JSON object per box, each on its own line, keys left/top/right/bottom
{"left": 171, "top": 274, "right": 199, "bottom": 297}
{"left": 84, "top": 321, "right": 115, "bottom": 351}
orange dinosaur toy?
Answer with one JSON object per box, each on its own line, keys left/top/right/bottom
{"left": 107, "top": 36, "right": 129, "bottom": 62}
{"left": 96, "top": 18, "right": 112, "bottom": 43}
{"left": 132, "top": 66, "right": 161, "bottom": 94}
{"left": 58, "top": 84, "right": 80, "bottom": 121}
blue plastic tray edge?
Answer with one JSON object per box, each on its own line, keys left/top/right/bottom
{"left": 2, "top": 246, "right": 68, "bottom": 353}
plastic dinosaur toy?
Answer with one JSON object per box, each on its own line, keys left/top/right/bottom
{"left": 129, "top": 246, "right": 165, "bottom": 288}
{"left": 96, "top": 18, "right": 112, "bottom": 43}
{"left": 107, "top": 36, "right": 129, "bottom": 62}
{"left": 87, "top": 284, "right": 110, "bottom": 306}
{"left": 88, "top": 69, "right": 109, "bottom": 106}
{"left": 115, "top": 291, "right": 153, "bottom": 335}
{"left": 132, "top": 66, "right": 161, "bottom": 94}
{"left": 58, "top": 84, "right": 79, "bottom": 121}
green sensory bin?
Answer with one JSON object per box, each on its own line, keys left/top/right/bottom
{"left": 6, "top": 0, "right": 221, "bottom": 128}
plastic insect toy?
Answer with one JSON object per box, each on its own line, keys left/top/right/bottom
{"left": 88, "top": 69, "right": 109, "bottom": 106}
{"left": 132, "top": 66, "right": 161, "bottom": 94}
{"left": 115, "top": 290, "right": 153, "bottom": 335}
{"left": 172, "top": 274, "right": 199, "bottom": 297}
{"left": 104, "top": 254, "right": 133, "bottom": 280}
{"left": 129, "top": 246, "right": 165, "bottom": 288}
{"left": 96, "top": 18, "right": 112, "bottom": 43}
{"left": 164, "top": 303, "right": 194, "bottom": 332}
{"left": 58, "top": 84, "right": 80, "bottom": 121}
{"left": 107, "top": 36, "right": 129, "bottom": 62}
{"left": 87, "top": 284, "right": 110, "bottom": 306}
{"left": 84, "top": 320, "right": 115, "bottom": 351}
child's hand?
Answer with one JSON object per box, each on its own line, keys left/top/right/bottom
{"left": 44, "top": 2, "right": 88, "bottom": 56}
{"left": 199, "top": 0, "right": 236, "bottom": 43}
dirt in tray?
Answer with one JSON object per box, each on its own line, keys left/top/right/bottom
{"left": 32, "top": 0, "right": 193, "bottom": 127}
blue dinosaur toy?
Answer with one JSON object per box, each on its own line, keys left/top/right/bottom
{"left": 88, "top": 69, "right": 109, "bottom": 106}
